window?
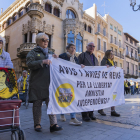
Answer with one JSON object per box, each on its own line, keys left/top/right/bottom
{"left": 126, "top": 46, "right": 128, "bottom": 55}
{"left": 115, "top": 49, "right": 117, "bottom": 56}
{"left": 119, "top": 40, "right": 121, "bottom": 47}
{"left": 114, "top": 27, "right": 117, "bottom": 32}
{"left": 110, "top": 35, "right": 113, "bottom": 43}
{"left": 103, "top": 28, "right": 106, "bottom": 36}
{"left": 45, "top": 3, "right": 52, "bottom": 13}
{"left": 24, "top": 33, "right": 28, "bottom": 43}
{"left": 120, "top": 63, "right": 122, "bottom": 68}
{"left": 103, "top": 42, "right": 106, "bottom": 52}
{"left": 66, "top": 9, "right": 76, "bottom": 19}
{"left": 126, "top": 36, "right": 128, "bottom": 41}
{"left": 130, "top": 39, "right": 133, "bottom": 44}
{"left": 67, "top": 31, "right": 74, "bottom": 44}
{"left": 98, "top": 38, "right": 101, "bottom": 50}
{"left": 29, "top": 32, "right": 32, "bottom": 43}
{"left": 98, "top": 24, "right": 100, "bottom": 32}
{"left": 0, "top": 26, "right": 1, "bottom": 31}
{"left": 135, "top": 51, "right": 137, "bottom": 59}
{"left": 135, "top": 42, "right": 137, "bottom": 46}
{"left": 88, "top": 26, "right": 91, "bottom": 33}
{"left": 136, "top": 65, "right": 138, "bottom": 75}
{"left": 8, "top": 19, "right": 11, "bottom": 26}
{"left": 19, "top": 9, "right": 24, "bottom": 17}
{"left": 120, "top": 51, "right": 121, "bottom": 57}
{"left": 118, "top": 30, "right": 121, "bottom": 35}
{"left": 13, "top": 14, "right": 17, "bottom": 22}
{"left": 127, "top": 62, "right": 129, "bottom": 74}
{"left": 76, "top": 33, "right": 83, "bottom": 53}
{"left": 111, "top": 47, "right": 113, "bottom": 51}
{"left": 54, "top": 8, "right": 60, "bottom": 17}
{"left": 6, "top": 43, "right": 8, "bottom": 52}
{"left": 110, "top": 24, "right": 113, "bottom": 30}
{"left": 132, "top": 64, "right": 134, "bottom": 75}
{"left": 84, "top": 24, "right": 87, "bottom": 31}
{"left": 114, "top": 37, "right": 117, "bottom": 44}
{"left": 131, "top": 48, "right": 133, "bottom": 57}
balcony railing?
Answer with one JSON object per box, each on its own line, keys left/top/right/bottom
{"left": 97, "top": 46, "right": 106, "bottom": 52}
{"left": 124, "top": 70, "right": 139, "bottom": 78}
{"left": 95, "top": 28, "right": 108, "bottom": 38}
{"left": 113, "top": 51, "right": 124, "bottom": 59}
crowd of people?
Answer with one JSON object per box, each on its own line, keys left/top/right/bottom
{"left": 124, "top": 80, "right": 139, "bottom": 95}
{"left": 0, "top": 33, "right": 139, "bottom": 133}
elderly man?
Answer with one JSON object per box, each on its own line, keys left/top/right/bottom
{"left": 78, "top": 42, "right": 98, "bottom": 121}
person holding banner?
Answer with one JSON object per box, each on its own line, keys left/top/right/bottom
{"left": 26, "top": 33, "right": 63, "bottom": 132}
{"left": 78, "top": 42, "right": 98, "bottom": 122}
{"left": 0, "top": 36, "right": 13, "bottom": 68}
{"left": 98, "top": 50, "right": 120, "bottom": 117}
{"left": 59, "top": 43, "right": 84, "bottom": 125}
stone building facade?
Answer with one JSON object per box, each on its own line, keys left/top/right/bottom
{"left": 0, "top": 0, "right": 125, "bottom": 78}
{"left": 123, "top": 33, "right": 139, "bottom": 79}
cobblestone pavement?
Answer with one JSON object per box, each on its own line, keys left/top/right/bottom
{"left": 0, "top": 94, "right": 140, "bottom": 140}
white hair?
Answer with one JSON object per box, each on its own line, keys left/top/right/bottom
{"left": 87, "top": 42, "right": 95, "bottom": 46}
{"left": 0, "top": 35, "right": 5, "bottom": 49}
{"left": 36, "top": 33, "right": 49, "bottom": 45}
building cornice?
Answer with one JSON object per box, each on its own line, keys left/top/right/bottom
{"left": 83, "top": 13, "right": 95, "bottom": 25}
{"left": 124, "top": 33, "right": 139, "bottom": 43}
{"left": 0, "top": 0, "right": 29, "bottom": 22}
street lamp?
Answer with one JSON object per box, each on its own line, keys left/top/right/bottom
{"left": 130, "top": 0, "right": 140, "bottom": 11}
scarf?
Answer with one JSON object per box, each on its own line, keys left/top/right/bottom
{"left": 66, "top": 52, "right": 76, "bottom": 63}
{"left": 108, "top": 59, "right": 114, "bottom": 66}
{"left": 0, "top": 49, "right": 2, "bottom": 55}
{"left": 36, "top": 46, "right": 48, "bottom": 59}
{"left": 23, "top": 76, "right": 27, "bottom": 92}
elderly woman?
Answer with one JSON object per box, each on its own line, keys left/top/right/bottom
{"left": 98, "top": 50, "right": 120, "bottom": 117}
{"left": 0, "top": 35, "right": 13, "bottom": 68}
{"left": 59, "top": 43, "right": 84, "bottom": 125}
{"left": 26, "top": 33, "right": 62, "bottom": 132}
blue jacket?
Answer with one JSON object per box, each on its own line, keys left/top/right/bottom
{"left": 0, "top": 49, "right": 13, "bottom": 68}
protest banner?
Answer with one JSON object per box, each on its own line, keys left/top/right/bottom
{"left": 47, "top": 58, "right": 125, "bottom": 114}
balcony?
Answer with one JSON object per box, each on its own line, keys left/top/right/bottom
{"left": 124, "top": 70, "right": 139, "bottom": 78}
{"left": 95, "top": 28, "right": 108, "bottom": 38}
{"left": 17, "top": 43, "right": 37, "bottom": 58}
{"left": 97, "top": 46, "right": 106, "bottom": 52}
{"left": 113, "top": 51, "right": 124, "bottom": 59}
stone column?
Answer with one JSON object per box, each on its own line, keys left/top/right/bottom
{"left": 27, "top": 32, "right": 30, "bottom": 43}
{"left": 32, "top": 33, "right": 36, "bottom": 43}
{"left": 74, "top": 35, "right": 77, "bottom": 44}
{"left": 16, "top": 12, "right": 19, "bottom": 19}
{"left": 23, "top": 7, "right": 26, "bottom": 14}
{"left": 51, "top": 6, "right": 54, "bottom": 14}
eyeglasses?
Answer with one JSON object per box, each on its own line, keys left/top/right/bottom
{"left": 41, "top": 38, "right": 49, "bottom": 43}
{"left": 88, "top": 45, "right": 95, "bottom": 48}
{"left": 0, "top": 40, "right": 3, "bottom": 44}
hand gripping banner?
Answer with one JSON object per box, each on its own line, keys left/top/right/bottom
{"left": 47, "top": 58, "right": 125, "bottom": 114}
{"left": 0, "top": 68, "right": 18, "bottom": 99}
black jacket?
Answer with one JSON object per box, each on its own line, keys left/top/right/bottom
{"left": 59, "top": 53, "right": 79, "bottom": 64}
{"left": 101, "top": 57, "right": 115, "bottom": 66}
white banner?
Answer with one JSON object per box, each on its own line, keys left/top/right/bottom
{"left": 47, "top": 58, "right": 125, "bottom": 114}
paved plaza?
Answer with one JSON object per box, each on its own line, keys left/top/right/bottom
{"left": 0, "top": 94, "right": 140, "bottom": 140}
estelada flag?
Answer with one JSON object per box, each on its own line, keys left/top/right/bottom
{"left": 0, "top": 68, "right": 18, "bottom": 99}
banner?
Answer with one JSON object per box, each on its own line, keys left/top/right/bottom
{"left": 47, "top": 58, "right": 125, "bottom": 114}
{"left": 0, "top": 68, "right": 18, "bottom": 99}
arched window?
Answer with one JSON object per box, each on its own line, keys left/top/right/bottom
{"left": 67, "top": 31, "right": 74, "bottom": 44}
{"left": 88, "top": 26, "right": 92, "bottom": 33}
{"left": 66, "top": 9, "right": 76, "bottom": 19}
{"left": 76, "top": 33, "right": 83, "bottom": 53}
{"left": 54, "top": 7, "right": 60, "bottom": 17}
{"left": 84, "top": 24, "right": 87, "bottom": 31}
{"left": 19, "top": 9, "right": 24, "bottom": 17}
{"left": 8, "top": 18, "right": 11, "bottom": 26}
{"left": 13, "top": 13, "right": 17, "bottom": 22}
{"left": 45, "top": 3, "right": 52, "bottom": 13}
{"left": 26, "top": 3, "right": 30, "bottom": 12}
